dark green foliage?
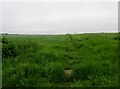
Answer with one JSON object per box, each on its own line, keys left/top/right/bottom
{"left": 2, "top": 36, "right": 17, "bottom": 58}
{"left": 46, "top": 62, "right": 65, "bottom": 83}
{"left": 2, "top": 44, "right": 17, "bottom": 58}
{"left": 2, "top": 36, "right": 9, "bottom": 44}
{"left": 114, "top": 36, "right": 120, "bottom": 40}
{"left": 73, "top": 62, "right": 97, "bottom": 80}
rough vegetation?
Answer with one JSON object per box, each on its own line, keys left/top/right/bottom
{"left": 2, "top": 36, "right": 17, "bottom": 58}
{"left": 2, "top": 33, "right": 119, "bottom": 87}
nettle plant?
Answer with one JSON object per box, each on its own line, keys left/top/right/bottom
{"left": 2, "top": 36, "right": 17, "bottom": 58}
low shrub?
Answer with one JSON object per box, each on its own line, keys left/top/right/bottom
{"left": 2, "top": 36, "right": 9, "bottom": 44}
{"left": 114, "top": 36, "right": 120, "bottom": 40}
{"left": 2, "top": 36, "right": 17, "bottom": 58}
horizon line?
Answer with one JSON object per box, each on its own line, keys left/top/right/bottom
{"left": 0, "top": 31, "right": 118, "bottom": 35}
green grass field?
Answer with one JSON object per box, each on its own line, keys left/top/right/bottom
{"left": 2, "top": 33, "right": 119, "bottom": 87}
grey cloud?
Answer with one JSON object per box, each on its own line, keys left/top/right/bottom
{"left": 2, "top": 2, "right": 118, "bottom": 34}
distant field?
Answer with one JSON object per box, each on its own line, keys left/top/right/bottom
{"left": 2, "top": 33, "right": 119, "bottom": 87}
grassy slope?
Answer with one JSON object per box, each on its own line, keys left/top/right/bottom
{"left": 2, "top": 33, "right": 118, "bottom": 87}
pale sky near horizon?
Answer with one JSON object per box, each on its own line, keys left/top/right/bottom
{"left": 1, "top": 1, "right": 118, "bottom": 34}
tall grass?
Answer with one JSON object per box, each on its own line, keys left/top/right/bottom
{"left": 2, "top": 33, "right": 119, "bottom": 87}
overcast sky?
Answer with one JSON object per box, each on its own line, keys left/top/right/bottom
{"left": 1, "top": 2, "right": 118, "bottom": 34}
